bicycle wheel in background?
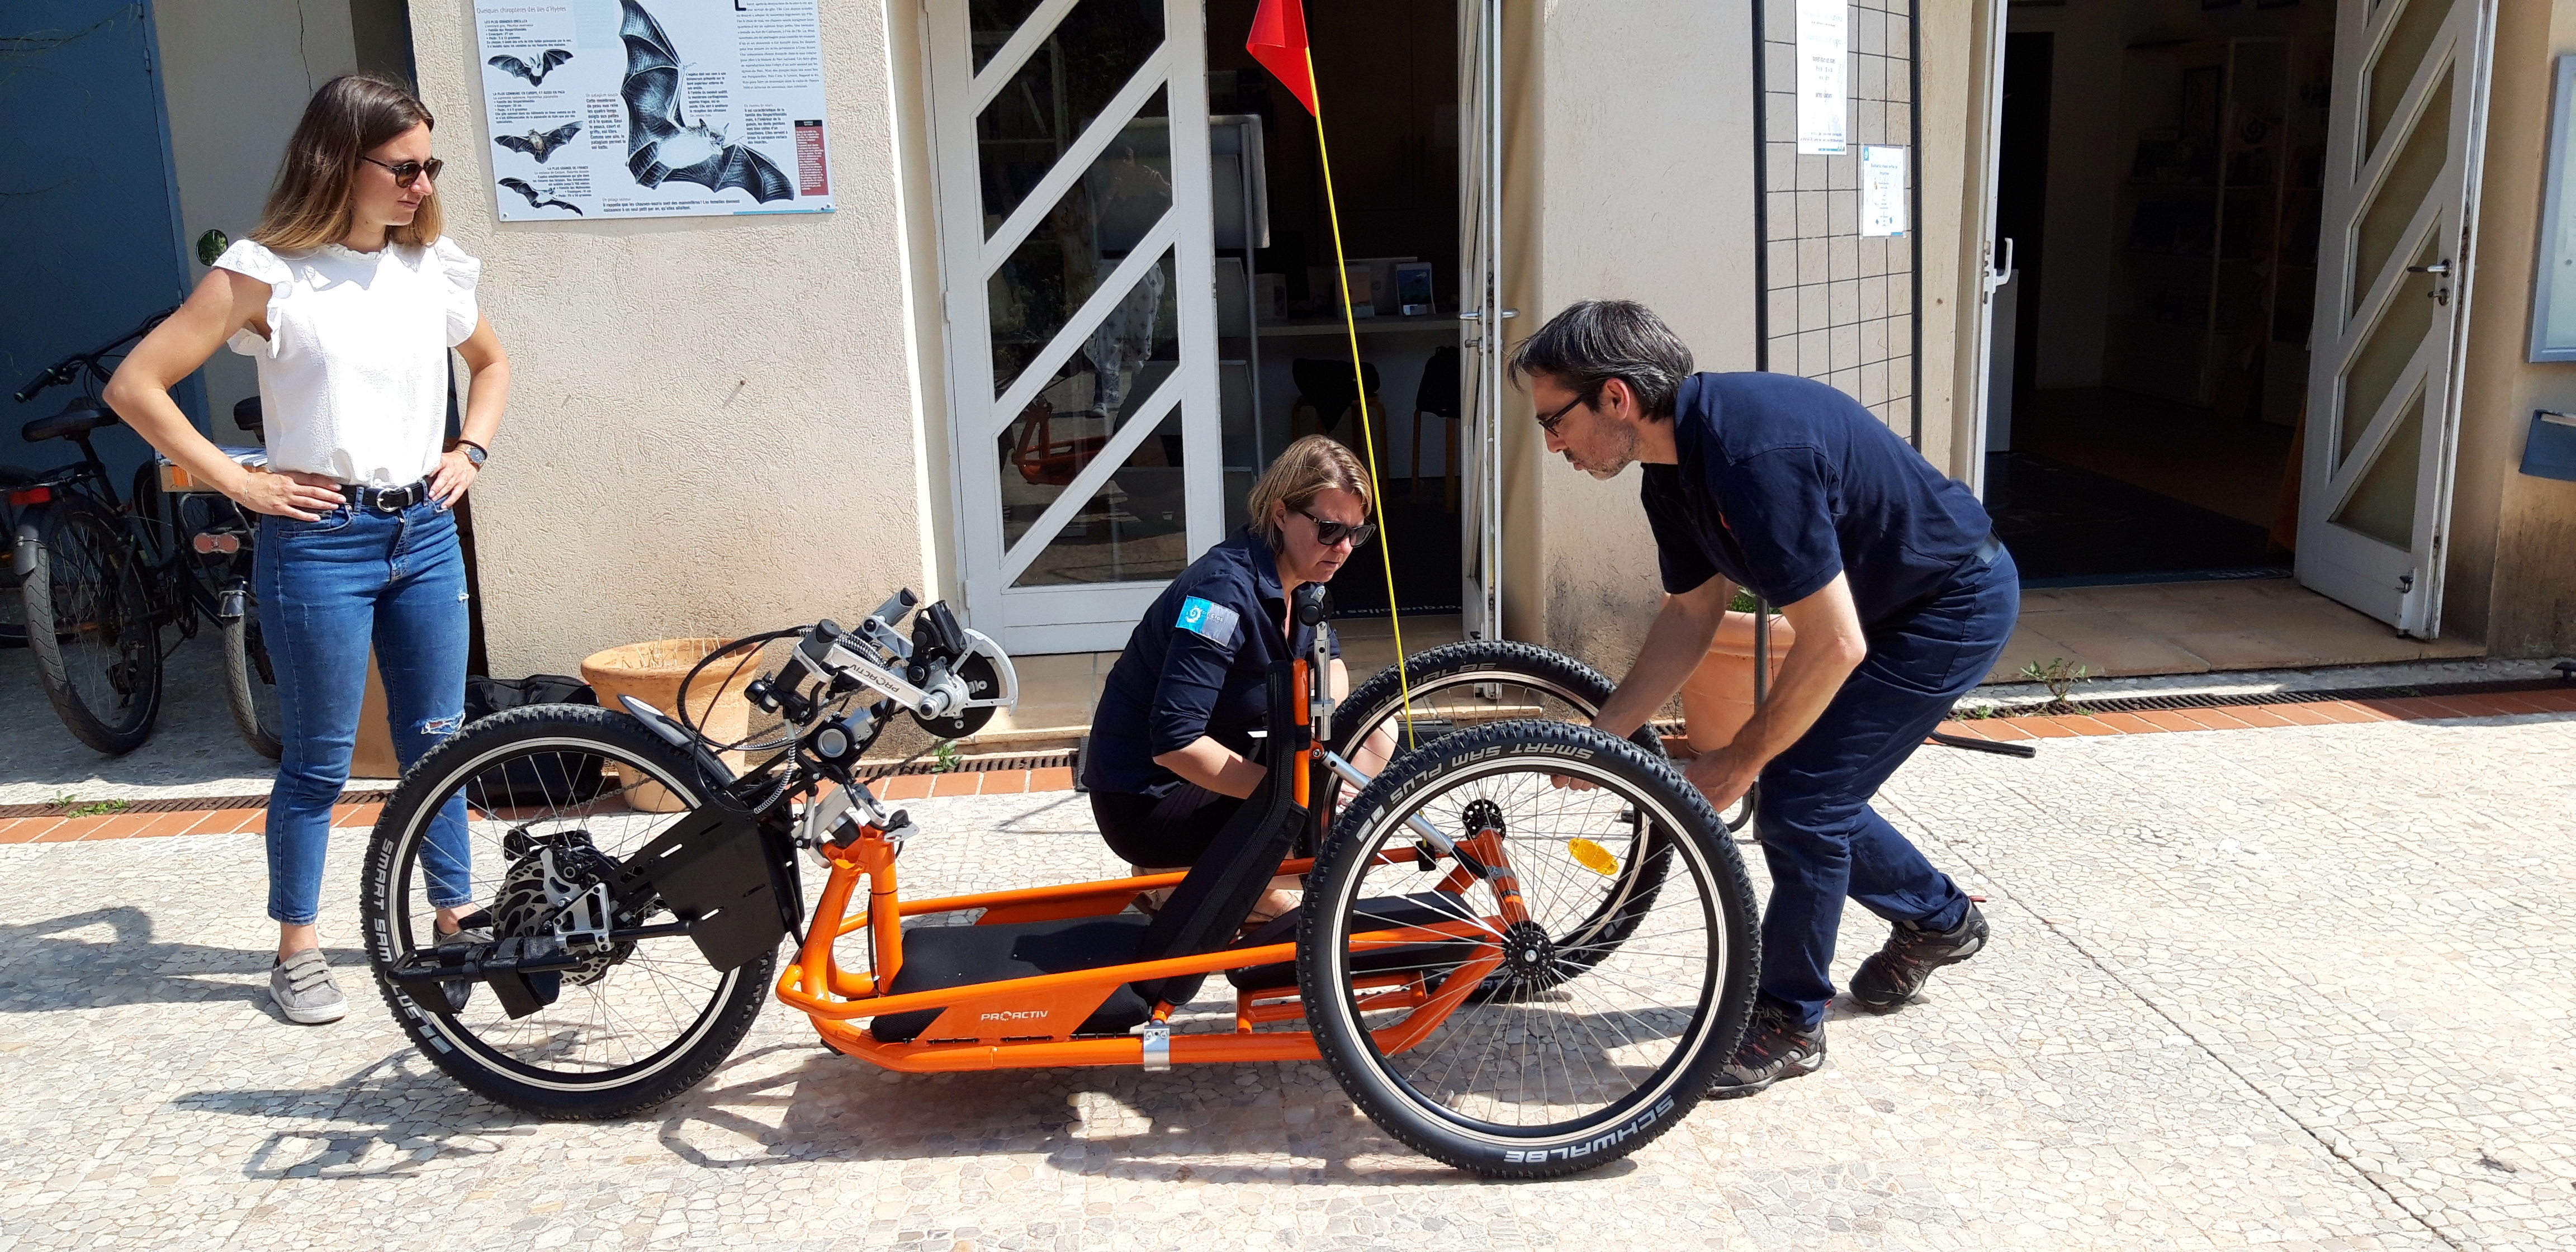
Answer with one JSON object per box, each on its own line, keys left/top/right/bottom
{"left": 361, "top": 705, "right": 774, "bottom": 1119}
{"left": 221, "top": 589, "right": 283, "bottom": 760}
{"left": 21, "top": 500, "right": 162, "bottom": 753}
{"left": 1300, "top": 718, "right": 1759, "bottom": 1178}
{"left": 1, "top": 467, "right": 30, "bottom": 647}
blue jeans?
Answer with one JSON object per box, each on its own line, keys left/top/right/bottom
{"left": 255, "top": 498, "right": 472, "bottom": 926}
{"left": 1751, "top": 547, "right": 2021, "bottom": 1027}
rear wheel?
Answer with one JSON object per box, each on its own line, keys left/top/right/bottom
{"left": 361, "top": 705, "right": 773, "bottom": 1118}
{"left": 1331, "top": 641, "right": 1680, "bottom": 990}
{"left": 221, "top": 594, "right": 282, "bottom": 760}
{"left": 1300, "top": 719, "right": 1757, "bottom": 1177}
{"left": 22, "top": 501, "right": 162, "bottom": 754}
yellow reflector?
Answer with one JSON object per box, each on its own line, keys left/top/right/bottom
{"left": 1567, "top": 838, "right": 1618, "bottom": 876}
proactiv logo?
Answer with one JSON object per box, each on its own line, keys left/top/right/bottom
{"left": 981, "top": 1009, "right": 1050, "bottom": 1022}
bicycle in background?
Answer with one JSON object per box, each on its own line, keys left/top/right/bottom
{"left": 8, "top": 311, "right": 282, "bottom": 757}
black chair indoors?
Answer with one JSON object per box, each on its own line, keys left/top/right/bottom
{"left": 1288, "top": 358, "right": 1385, "bottom": 454}
{"left": 1409, "top": 346, "right": 1462, "bottom": 510}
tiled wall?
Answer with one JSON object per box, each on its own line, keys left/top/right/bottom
{"left": 1757, "top": 0, "right": 1920, "bottom": 439}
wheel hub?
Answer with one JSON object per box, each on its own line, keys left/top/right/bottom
{"left": 495, "top": 828, "right": 634, "bottom": 985}
{"left": 1498, "top": 919, "right": 1559, "bottom": 980}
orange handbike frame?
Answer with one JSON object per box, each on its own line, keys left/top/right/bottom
{"left": 775, "top": 655, "right": 1510, "bottom": 1074}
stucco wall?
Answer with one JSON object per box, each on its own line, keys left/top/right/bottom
{"left": 2449, "top": 0, "right": 2576, "bottom": 653}
{"left": 153, "top": 1, "right": 365, "bottom": 424}
{"left": 410, "top": 0, "right": 935, "bottom": 676}
{"left": 1496, "top": 0, "right": 1760, "bottom": 672}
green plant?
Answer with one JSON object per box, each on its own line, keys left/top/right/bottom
{"left": 64, "top": 799, "right": 131, "bottom": 818}
{"left": 1727, "top": 587, "right": 1761, "bottom": 614}
{"left": 929, "top": 742, "right": 963, "bottom": 774}
{"left": 48, "top": 791, "right": 78, "bottom": 808}
{"left": 1955, "top": 703, "right": 1997, "bottom": 720}
{"left": 2016, "top": 657, "right": 2093, "bottom": 710}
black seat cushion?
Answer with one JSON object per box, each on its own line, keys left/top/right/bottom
{"left": 22, "top": 405, "right": 118, "bottom": 445}
{"left": 1224, "top": 894, "right": 1486, "bottom": 992}
{"left": 868, "top": 916, "right": 1156, "bottom": 1044}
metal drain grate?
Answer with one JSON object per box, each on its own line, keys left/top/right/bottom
{"left": 0, "top": 788, "right": 396, "bottom": 822}
{"left": 1971, "top": 676, "right": 2573, "bottom": 720}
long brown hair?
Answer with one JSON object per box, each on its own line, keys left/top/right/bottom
{"left": 250, "top": 74, "right": 442, "bottom": 253}
{"left": 1247, "top": 435, "right": 1372, "bottom": 552}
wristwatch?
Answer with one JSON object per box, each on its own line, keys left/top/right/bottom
{"left": 456, "top": 439, "right": 489, "bottom": 467}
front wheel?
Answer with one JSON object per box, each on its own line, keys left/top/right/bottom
{"left": 1300, "top": 719, "right": 1759, "bottom": 1178}
{"left": 21, "top": 501, "right": 162, "bottom": 754}
{"left": 361, "top": 704, "right": 773, "bottom": 1119}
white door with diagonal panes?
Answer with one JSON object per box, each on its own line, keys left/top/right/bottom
{"left": 2298, "top": 0, "right": 2495, "bottom": 634}
{"left": 931, "top": 0, "right": 1221, "bottom": 653}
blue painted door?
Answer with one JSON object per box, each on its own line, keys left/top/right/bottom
{"left": 0, "top": 0, "right": 200, "bottom": 477}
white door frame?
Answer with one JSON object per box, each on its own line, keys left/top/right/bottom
{"left": 1961, "top": 0, "right": 2011, "bottom": 497}
{"left": 2296, "top": 0, "right": 2496, "bottom": 636}
{"left": 1457, "top": 0, "right": 1504, "bottom": 638}
{"left": 927, "top": 0, "right": 1223, "bottom": 654}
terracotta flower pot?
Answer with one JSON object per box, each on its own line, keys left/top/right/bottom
{"left": 580, "top": 638, "right": 756, "bottom": 812}
{"left": 1679, "top": 610, "right": 1796, "bottom": 756}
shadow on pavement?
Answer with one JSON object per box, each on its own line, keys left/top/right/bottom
{"left": 0, "top": 904, "right": 365, "bottom": 1013}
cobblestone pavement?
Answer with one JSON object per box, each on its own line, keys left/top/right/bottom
{"left": 2, "top": 711, "right": 2570, "bottom": 1250}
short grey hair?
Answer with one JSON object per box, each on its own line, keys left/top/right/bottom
{"left": 1505, "top": 300, "right": 1695, "bottom": 419}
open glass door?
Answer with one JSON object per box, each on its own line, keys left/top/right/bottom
{"left": 1456, "top": 0, "right": 1503, "bottom": 639}
{"left": 932, "top": 0, "right": 1221, "bottom": 653}
{"left": 2297, "top": 0, "right": 2494, "bottom": 634}
{"left": 1962, "top": 0, "right": 2011, "bottom": 497}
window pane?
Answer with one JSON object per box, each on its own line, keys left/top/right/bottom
{"left": 974, "top": 0, "right": 1165, "bottom": 234}
{"left": 986, "top": 124, "right": 1173, "bottom": 396}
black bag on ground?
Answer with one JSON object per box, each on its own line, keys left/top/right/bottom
{"left": 462, "top": 675, "right": 605, "bottom": 805}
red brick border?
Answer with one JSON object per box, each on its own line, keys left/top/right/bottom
{"left": 7, "top": 690, "right": 2566, "bottom": 845}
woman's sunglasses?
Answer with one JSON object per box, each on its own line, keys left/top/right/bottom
{"left": 1298, "top": 507, "right": 1377, "bottom": 548}
{"left": 361, "top": 156, "right": 446, "bottom": 186}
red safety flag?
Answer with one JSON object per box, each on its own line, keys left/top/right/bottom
{"left": 1246, "top": 0, "right": 1317, "bottom": 115}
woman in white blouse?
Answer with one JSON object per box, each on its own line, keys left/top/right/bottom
{"left": 108, "top": 75, "right": 510, "bottom": 1026}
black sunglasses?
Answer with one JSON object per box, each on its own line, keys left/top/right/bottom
{"left": 1536, "top": 389, "right": 1593, "bottom": 437}
{"left": 1297, "top": 506, "right": 1377, "bottom": 548}
{"left": 361, "top": 155, "right": 446, "bottom": 186}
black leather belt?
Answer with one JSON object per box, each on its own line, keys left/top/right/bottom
{"left": 343, "top": 480, "right": 432, "bottom": 513}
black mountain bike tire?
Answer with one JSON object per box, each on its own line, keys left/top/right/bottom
{"left": 1332, "top": 640, "right": 1676, "bottom": 988}
{"left": 221, "top": 599, "right": 283, "bottom": 760}
{"left": 1299, "top": 719, "right": 1759, "bottom": 1178}
{"left": 362, "top": 705, "right": 774, "bottom": 1120}
{"left": 22, "top": 500, "right": 162, "bottom": 754}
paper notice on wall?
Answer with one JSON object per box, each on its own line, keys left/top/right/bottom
{"left": 1794, "top": 0, "right": 1849, "bottom": 155}
{"left": 473, "top": 0, "right": 832, "bottom": 221}
{"left": 1860, "top": 145, "right": 1908, "bottom": 236}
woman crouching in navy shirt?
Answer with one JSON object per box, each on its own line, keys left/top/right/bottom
{"left": 1082, "top": 435, "right": 1381, "bottom": 924}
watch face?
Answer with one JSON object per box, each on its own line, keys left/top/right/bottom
{"left": 463, "top": 445, "right": 487, "bottom": 466}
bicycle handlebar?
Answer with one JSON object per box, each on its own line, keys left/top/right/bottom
{"left": 10, "top": 307, "right": 180, "bottom": 404}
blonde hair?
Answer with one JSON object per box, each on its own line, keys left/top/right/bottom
{"left": 251, "top": 75, "right": 443, "bottom": 253}
{"left": 1247, "top": 435, "right": 1373, "bottom": 552}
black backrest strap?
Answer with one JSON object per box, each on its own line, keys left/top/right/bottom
{"left": 1128, "top": 661, "right": 1306, "bottom": 1003}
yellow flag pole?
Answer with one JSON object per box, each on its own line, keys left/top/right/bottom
{"left": 1304, "top": 46, "right": 1417, "bottom": 738}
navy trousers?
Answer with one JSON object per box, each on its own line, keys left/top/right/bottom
{"left": 1751, "top": 546, "right": 2020, "bottom": 1027}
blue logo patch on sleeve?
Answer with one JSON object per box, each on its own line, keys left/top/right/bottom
{"left": 1176, "top": 596, "right": 1241, "bottom": 646}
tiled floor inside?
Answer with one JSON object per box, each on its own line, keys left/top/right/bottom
{"left": 1992, "top": 577, "right": 2482, "bottom": 680}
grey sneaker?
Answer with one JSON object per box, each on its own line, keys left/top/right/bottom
{"left": 269, "top": 947, "right": 347, "bottom": 1025}
{"left": 434, "top": 910, "right": 493, "bottom": 1014}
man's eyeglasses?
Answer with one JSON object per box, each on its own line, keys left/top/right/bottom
{"left": 361, "top": 156, "right": 445, "bottom": 186}
{"left": 1536, "top": 390, "right": 1591, "bottom": 437}
{"left": 1298, "top": 507, "right": 1377, "bottom": 548}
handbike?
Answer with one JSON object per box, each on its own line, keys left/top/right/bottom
{"left": 361, "top": 587, "right": 1759, "bottom": 1177}
{"left": 8, "top": 314, "right": 281, "bottom": 756}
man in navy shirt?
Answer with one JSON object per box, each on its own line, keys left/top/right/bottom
{"left": 1510, "top": 300, "right": 2019, "bottom": 1097}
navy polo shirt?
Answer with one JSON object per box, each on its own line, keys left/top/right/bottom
{"left": 1083, "top": 526, "right": 1341, "bottom": 798}
{"left": 1639, "top": 372, "right": 1992, "bottom": 627}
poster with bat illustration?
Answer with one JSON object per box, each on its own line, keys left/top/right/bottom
{"left": 472, "top": 0, "right": 832, "bottom": 221}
